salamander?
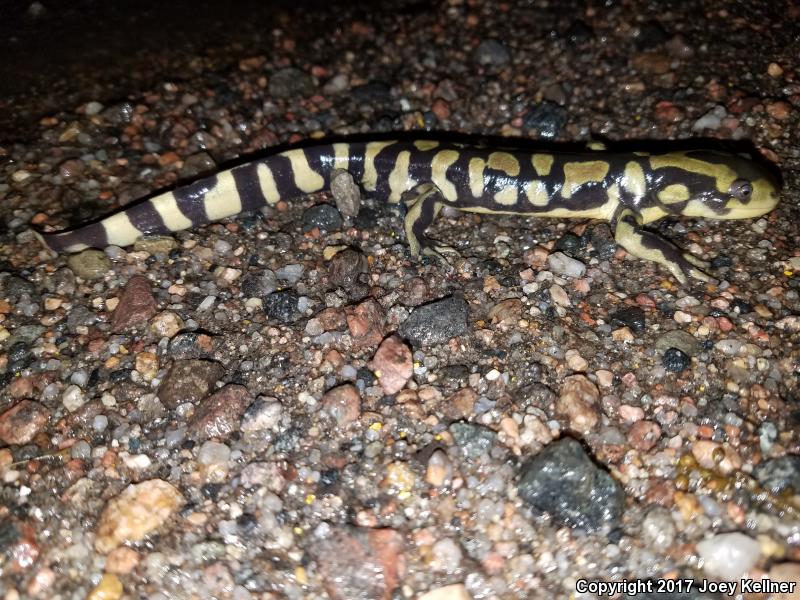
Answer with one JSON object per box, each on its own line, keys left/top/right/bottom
{"left": 38, "top": 140, "right": 781, "bottom": 284}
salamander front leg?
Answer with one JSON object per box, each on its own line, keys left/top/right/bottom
{"left": 613, "top": 208, "right": 714, "bottom": 284}
{"left": 403, "top": 183, "right": 459, "bottom": 262}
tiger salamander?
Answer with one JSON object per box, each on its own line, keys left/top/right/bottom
{"left": 38, "top": 140, "right": 780, "bottom": 283}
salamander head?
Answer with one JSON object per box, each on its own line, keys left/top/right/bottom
{"left": 649, "top": 150, "right": 781, "bottom": 220}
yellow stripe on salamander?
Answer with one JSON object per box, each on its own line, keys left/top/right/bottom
{"left": 257, "top": 163, "right": 281, "bottom": 205}
{"left": 204, "top": 171, "right": 241, "bottom": 220}
{"left": 488, "top": 152, "right": 520, "bottom": 176}
{"left": 649, "top": 153, "right": 737, "bottom": 193}
{"left": 285, "top": 149, "right": 325, "bottom": 193}
{"left": 469, "top": 158, "right": 486, "bottom": 197}
{"left": 333, "top": 143, "right": 350, "bottom": 172}
{"left": 388, "top": 150, "right": 415, "bottom": 202}
{"left": 562, "top": 160, "right": 609, "bottom": 198}
{"left": 532, "top": 154, "right": 554, "bottom": 177}
{"left": 431, "top": 150, "right": 460, "bottom": 201}
{"left": 103, "top": 211, "right": 144, "bottom": 247}
{"left": 152, "top": 192, "right": 193, "bottom": 231}
{"left": 363, "top": 141, "right": 395, "bottom": 191}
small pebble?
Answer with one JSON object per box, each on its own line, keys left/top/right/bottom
{"left": 696, "top": 532, "right": 761, "bottom": 579}
{"left": 62, "top": 385, "right": 86, "bottom": 412}
{"left": 547, "top": 252, "right": 586, "bottom": 278}
{"left": 662, "top": 347, "right": 690, "bottom": 372}
{"left": 369, "top": 335, "right": 413, "bottom": 395}
{"left": 95, "top": 480, "right": 183, "bottom": 554}
{"left": 67, "top": 250, "right": 110, "bottom": 280}
{"left": 474, "top": 39, "right": 510, "bottom": 66}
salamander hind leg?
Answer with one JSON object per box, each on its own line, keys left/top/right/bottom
{"left": 613, "top": 208, "right": 715, "bottom": 284}
{"left": 403, "top": 183, "right": 460, "bottom": 263}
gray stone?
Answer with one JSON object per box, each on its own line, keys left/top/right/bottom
{"left": 518, "top": 437, "right": 624, "bottom": 531}
{"left": 399, "top": 295, "right": 469, "bottom": 347}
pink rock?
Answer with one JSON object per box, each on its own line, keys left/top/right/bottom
{"left": 111, "top": 276, "right": 157, "bottom": 332}
{"left": 312, "top": 527, "right": 404, "bottom": 600}
{"left": 322, "top": 383, "right": 361, "bottom": 426}
{"left": 188, "top": 384, "right": 252, "bottom": 441}
{"left": 370, "top": 335, "right": 413, "bottom": 395}
{"left": 556, "top": 375, "right": 600, "bottom": 433}
{"left": 0, "top": 400, "right": 49, "bottom": 445}
{"left": 346, "top": 299, "right": 386, "bottom": 348}
{"left": 628, "top": 420, "right": 662, "bottom": 452}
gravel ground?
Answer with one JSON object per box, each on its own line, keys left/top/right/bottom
{"left": 1, "top": 0, "right": 799, "bottom": 598}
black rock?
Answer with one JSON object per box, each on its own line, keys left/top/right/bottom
{"left": 352, "top": 81, "right": 393, "bottom": 104}
{"left": 0, "top": 372, "right": 13, "bottom": 391}
{"left": 656, "top": 302, "right": 675, "bottom": 318}
{"left": 662, "top": 347, "right": 690, "bottom": 372}
{"left": 2, "top": 275, "right": 35, "bottom": 302}
{"left": 356, "top": 367, "right": 376, "bottom": 391}
{"left": 201, "top": 483, "right": 222, "bottom": 501}
{"left": 302, "top": 204, "right": 343, "bottom": 232}
{"left": 515, "top": 382, "right": 556, "bottom": 409}
{"left": 553, "top": 232, "right": 585, "bottom": 256}
{"left": 237, "top": 513, "right": 259, "bottom": 534}
{"left": 328, "top": 248, "right": 369, "bottom": 291}
{"left": 273, "top": 426, "right": 302, "bottom": 454}
{"left": 263, "top": 291, "right": 300, "bottom": 324}
{"left": 635, "top": 21, "right": 670, "bottom": 50}
{"left": 563, "top": 20, "right": 594, "bottom": 45}
{"left": 0, "top": 520, "right": 20, "bottom": 548}
{"left": 320, "top": 468, "right": 340, "bottom": 487}
{"left": 399, "top": 295, "right": 470, "bottom": 347}
{"left": 353, "top": 206, "right": 380, "bottom": 230}
{"left": 589, "top": 224, "right": 617, "bottom": 260}
{"left": 450, "top": 422, "right": 497, "bottom": 459}
{"left": 730, "top": 299, "right": 753, "bottom": 314}
{"left": 611, "top": 307, "right": 646, "bottom": 333}
{"left": 101, "top": 102, "right": 134, "bottom": 125}
{"left": 711, "top": 254, "right": 733, "bottom": 269}
{"left": 754, "top": 455, "right": 800, "bottom": 495}
{"left": 518, "top": 437, "right": 624, "bottom": 532}
{"left": 109, "top": 369, "right": 132, "bottom": 383}
{"left": 438, "top": 364, "right": 470, "bottom": 385}
{"left": 474, "top": 39, "right": 510, "bottom": 66}
{"left": 180, "top": 152, "right": 217, "bottom": 179}
{"left": 7, "top": 341, "right": 29, "bottom": 364}
{"left": 269, "top": 68, "right": 315, "bottom": 100}
{"left": 169, "top": 332, "right": 211, "bottom": 360}
{"left": 523, "top": 102, "right": 567, "bottom": 138}
{"left": 66, "top": 305, "right": 98, "bottom": 333}
{"left": 241, "top": 270, "right": 278, "bottom": 299}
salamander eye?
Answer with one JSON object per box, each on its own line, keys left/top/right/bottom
{"left": 730, "top": 179, "right": 753, "bottom": 201}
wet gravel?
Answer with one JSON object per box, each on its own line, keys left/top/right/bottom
{"left": 1, "top": 0, "right": 800, "bottom": 598}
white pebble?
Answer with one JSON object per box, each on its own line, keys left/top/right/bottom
{"left": 84, "top": 101, "right": 104, "bottom": 115}
{"left": 123, "top": 453, "right": 152, "bottom": 470}
{"left": 214, "top": 240, "right": 232, "bottom": 255}
{"left": 692, "top": 105, "right": 726, "bottom": 131}
{"left": 198, "top": 441, "right": 231, "bottom": 466}
{"left": 715, "top": 339, "right": 742, "bottom": 355}
{"left": 485, "top": 369, "right": 501, "bottom": 381}
{"left": 104, "top": 245, "right": 127, "bottom": 261}
{"left": 697, "top": 532, "right": 761, "bottom": 579}
{"left": 276, "top": 264, "right": 304, "bottom": 284}
{"left": 62, "top": 385, "right": 86, "bottom": 411}
{"left": 70, "top": 370, "right": 89, "bottom": 387}
{"left": 198, "top": 296, "right": 217, "bottom": 311}
{"left": 431, "top": 538, "right": 463, "bottom": 573}
{"left": 549, "top": 284, "right": 571, "bottom": 307}
{"left": 547, "top": 252, "right": 586, "bottom": 278}
{"left": 12, "top": 169, "right": 32, "bottom": 183}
